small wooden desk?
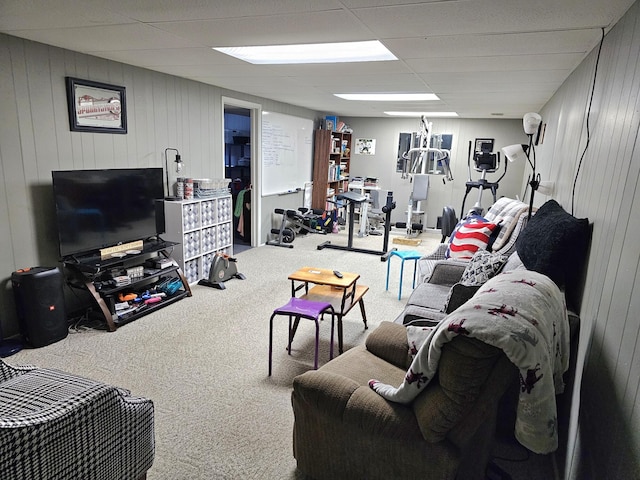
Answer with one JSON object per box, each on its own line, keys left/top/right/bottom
{"left": 288, "top": 267, "right": 368, "bottom": 353}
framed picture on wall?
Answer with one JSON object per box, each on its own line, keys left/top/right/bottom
{"left": 65, "top": 77, "right": 127, "bottom": 134}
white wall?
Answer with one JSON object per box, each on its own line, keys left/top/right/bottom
{"left": 341, "top": 117, "right": 527, "bottom": 227}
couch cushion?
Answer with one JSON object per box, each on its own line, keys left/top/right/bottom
{"left": 446, "top": 215, "right": 498, "bottom": 260}
{"left": 394, "top": 304, "right": 447, "bottom": 326}
{"left": 394, "top": 282, "right": 454, "bottom": 326}
{"left": 502, "top": 251, "right": 525, "bottom": 272}
{"left": 484, "top": 197, "right": 530, "bottom": 252}
{"left": 516, "top": 199, "right": 589, "bottom": 288}
{"left": 459, "top": 250, "right": 509, "bottom": 286}
{"left": 319, "top": 344, "right": 407, "bottom": 387}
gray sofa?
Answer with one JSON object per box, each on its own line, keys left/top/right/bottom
{"left": 397, "top": 198, "right": 591, "bottom": 326}
{"left": 396, "top": 197, "right": 532, "bottom": 326}
{"left": 291, "top": 199, "right": 591, "bottom": 480}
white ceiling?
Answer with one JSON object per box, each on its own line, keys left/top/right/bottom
{"left": 1, "top": 0, "right": 635, "bottom": 118}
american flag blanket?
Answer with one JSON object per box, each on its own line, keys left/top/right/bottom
{"left": 369, "top": 270, "right": 569, "bottom": 454}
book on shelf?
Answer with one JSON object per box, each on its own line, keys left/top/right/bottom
{"left": 328, "top": 163, "right": 342, "bottom": 182}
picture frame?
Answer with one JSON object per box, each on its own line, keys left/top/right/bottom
{"left": 65, "top": 77, "right": 127, "bottom": 134}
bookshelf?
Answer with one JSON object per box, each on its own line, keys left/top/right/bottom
{"left": 312, "top": 129, "right": 352, "bottom": 217}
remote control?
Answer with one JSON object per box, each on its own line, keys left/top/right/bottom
{"left": 333, "top": 270, "right": 343, "bottom": 278}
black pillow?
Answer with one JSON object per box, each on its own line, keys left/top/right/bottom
{"left": 516, "top": 200, "right": 589, "bottom": 288}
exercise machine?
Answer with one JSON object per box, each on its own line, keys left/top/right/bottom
{"left": 460, "top": 138, "right": 508, "bottom": 216}
{"left": 267, "top": 208, "right": 328, "bottom": 248}
{"left": 399, "top": 116, "right": 453, "bottom": 182}
{"left": 394, "top": 174, "right": 429, "bottom": 238}
{"left": 318, "top": 190, "right": 397, "bottom": 260}
{"left": 395, "top": 116, "right": 453, "bottom": 238}
{"left": 198, "top": 253, "right": 246, "bottom": 290}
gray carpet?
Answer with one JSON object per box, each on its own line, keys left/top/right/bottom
{"left": 6, "top": 229, "right": 555, "bottom": 479}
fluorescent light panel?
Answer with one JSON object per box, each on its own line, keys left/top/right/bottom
{"left": 385, "top": 111, "right": 458, "bottom": 117}
{"left": 213, "top": 40, "right": 396, "bottom": 64}
{"left": 335, "top": 93, "right": 439, "bottom": 101}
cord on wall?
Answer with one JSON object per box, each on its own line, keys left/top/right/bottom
{"left": 571, "top": 27, "right": 605, "bottom": 215}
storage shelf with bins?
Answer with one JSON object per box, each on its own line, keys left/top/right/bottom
{"left": 163, "top": 195, "right": 233, "bottom": 284}
{"left": 312, "top": 129, "right": 352, "bottom": 215}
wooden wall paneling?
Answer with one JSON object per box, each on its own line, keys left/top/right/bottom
{"left": 187, "top": 81, "right": 200, "bottom": 171}
{"left": 0, "top": 37, "right": 19, "bottom": 270}
{"left": 0, "top": 36, "right": 20, "bottom": 336}
{"left": 50, "top": 47, "right": 74, "bottom": 172}
{"left": 135, "top": 68, "right": 153, "bottom": 164}
{"left": 103, "top": 58, "right": 129, "bottom": 170}
{"left": 24, "top": 42, "right": 59, "bottom": 263}
{"left": 152, "top": 74, "right": 169, "bottom": 176}
{"left": 65, "top": 51, "right": 84, "bottom": 169}
{"left": 7, "top": 36, "right": 40, "bottom": 266}
{"left": 206, "top": 85, "right": 220, "bottom": 179}
{"left": 564, "top": 7, "right": 640, "bottom": 477}
{"left": 87, "top": 54, "right": 116, "bottom": 168}
{"left": 165, "top": 74, "right": 179, "bottom": 161}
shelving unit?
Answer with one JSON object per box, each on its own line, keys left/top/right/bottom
{"left": 312, "top": 129, "right": 352, "bottom": 218}
{"left": 64, "top": 240, "right": 192, "bottom": 332}
{"left": 163, "top": 195, "right": 233, "bottom": 284}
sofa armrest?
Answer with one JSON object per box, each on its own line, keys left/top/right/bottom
{"left": 292, "top": 370, "right": 360, "bottom": 418}
{"left": 427, "top": 260, "right": 468, "bottom": 286}
{"left": 0, "top": 359, "right": 34, "bottom": 382}
{"left": 421, "top": 242, "right": 448, "bottom": 260}
{"left": 0, "top": 367, "right": 154, "bottom": 480}
{"left": 365, "top": 321, "right": 411, "bottom": 370}
{"left": 293, "top": 371, "right": 421, "bottom": 440}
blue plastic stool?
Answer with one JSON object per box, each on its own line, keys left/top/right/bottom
{"left": 269, "top": 297, "right": 335, "bottom": 375}
{"left": 386, "top": 250, "right": 422, "bottom": 300}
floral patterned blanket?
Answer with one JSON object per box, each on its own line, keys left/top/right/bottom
{"left": 370, "top": 270, "right": 569, "bottom": 454}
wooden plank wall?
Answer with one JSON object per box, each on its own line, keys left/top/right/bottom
{"left": 0, "top": 33, "right": 317, "bottom": 336}
{"left": 537, "top": 3, "right": 640, "bottom": 478}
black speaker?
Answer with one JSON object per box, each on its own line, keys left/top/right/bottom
{"left": 11, "top": 266, "right": 68, "bottom": 348}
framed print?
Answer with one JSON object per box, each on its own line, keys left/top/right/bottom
{"left": 65, "top": 77, "right": 127, "bottom": 134}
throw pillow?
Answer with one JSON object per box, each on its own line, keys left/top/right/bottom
{"left": 446, "top": 215, "right": 498, "bottom": 260}
{"left": 441, "top": 250, "right": 507, "bottom": 313}
{"left": 441, "top": 283, "right": 482, "bottom": 314}
{"left": 459, "top": 249, "right": 509, "bottom": 286}
{"left": 516, "top": 199, "right": 590, "bottom": 288}
{"left": 502, "top": 251, "right": 525, "bottom": 273}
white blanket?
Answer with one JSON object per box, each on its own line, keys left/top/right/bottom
{"left": 370, "top": 270, "right": 569, "bottom": 454}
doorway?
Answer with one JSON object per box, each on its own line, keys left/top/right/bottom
{"left": 224, "top": 106, "right": 251, "bottom": 251}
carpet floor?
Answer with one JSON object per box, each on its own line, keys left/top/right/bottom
{"left": 6, "top": 228, "right": 556, "bottom": 479}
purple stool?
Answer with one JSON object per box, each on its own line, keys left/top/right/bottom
{"left": 269, "top": 297, "right": 335, "bottom": 376}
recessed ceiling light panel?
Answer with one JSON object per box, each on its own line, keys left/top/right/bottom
{"left": 334, "top": 93, "right": 439, "bottom": 101}
{"left": 213, "top": 40, "right": 397, "bottom": 64}
{"left": 384, "top": 111, "right": 458, "bottom": 117}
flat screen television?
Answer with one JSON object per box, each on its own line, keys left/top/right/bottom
{"left": 52, "top": 168, "right": 165, "bottom": 258}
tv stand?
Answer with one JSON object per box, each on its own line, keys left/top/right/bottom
{"left": 64, "top": 240, "right": 192, "bottom": 331}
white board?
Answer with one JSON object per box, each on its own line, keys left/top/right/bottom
{"left": 261, "top": 112, "right": 313, "bottom": 196}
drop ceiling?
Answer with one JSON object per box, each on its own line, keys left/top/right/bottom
{"left": 1, "top": 0, "right": 635, "bottom": 118}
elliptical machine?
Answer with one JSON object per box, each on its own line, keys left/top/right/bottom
{"left": 460, "top": 138, "right": 508, "bottom": 217}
